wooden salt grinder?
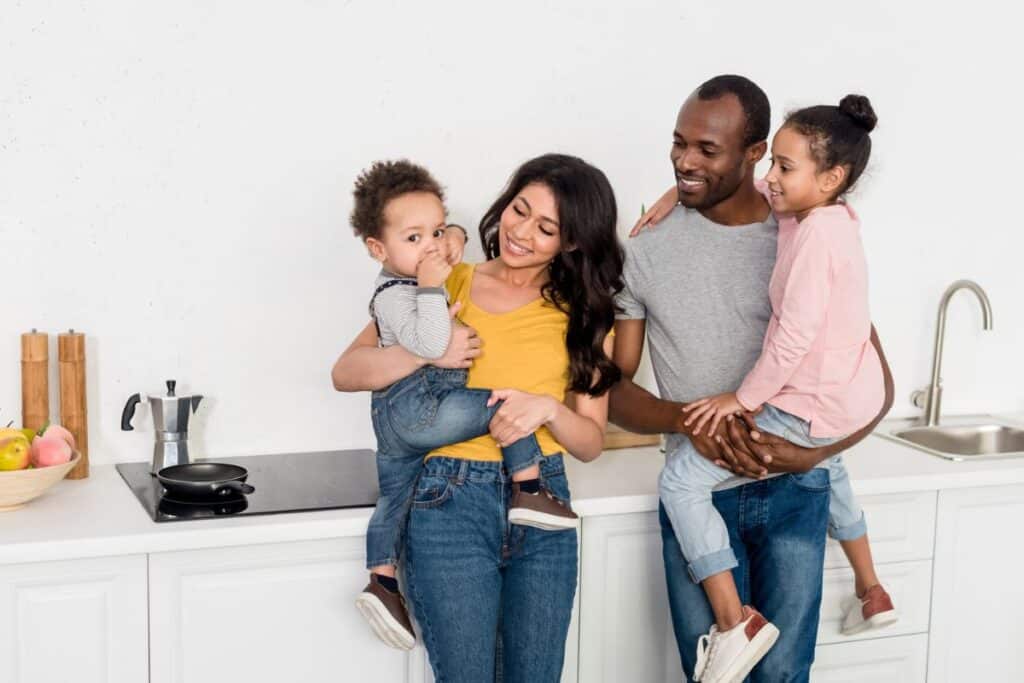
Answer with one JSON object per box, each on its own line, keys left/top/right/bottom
{"left": 59, "top": 330, "right": 89, "bottom": 479}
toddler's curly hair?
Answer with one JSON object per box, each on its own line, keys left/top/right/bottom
{"left": 350, "top": 160, "right": 445, "bottom": 241}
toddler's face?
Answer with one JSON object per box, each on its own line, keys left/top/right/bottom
{"left": 367, "top": 192, "right": 449, "bottom": 277}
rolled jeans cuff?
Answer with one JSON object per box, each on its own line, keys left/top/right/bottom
{"left": 829, "top": 512, "right": 868, "bottom": 541}
{"left": 687, "top": 547, "right": 739, "bottom": 584}
{"left": 366, "top": 556, "right": 398, "bottom": 571}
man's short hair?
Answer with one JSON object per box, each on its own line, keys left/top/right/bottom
{"left": 696, "top": 75, "right": 771, "bottom": 147}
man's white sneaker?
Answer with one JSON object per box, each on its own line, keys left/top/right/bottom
{"left": 840, "top": 584, "right": 898, "bottom": 636}
{"left": 693, "top": 606, "right": 779, "bottom": 683}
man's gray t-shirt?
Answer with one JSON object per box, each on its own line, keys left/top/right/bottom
{"left": 615, "top": 203, "right": 779, "bottom": 489}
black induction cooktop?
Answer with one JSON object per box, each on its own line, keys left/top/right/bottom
{"left": 116, "top": 450, "right": 379, "bottom": 523}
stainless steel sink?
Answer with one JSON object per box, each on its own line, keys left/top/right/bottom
{"left": 879, "top": 417, "right": 1024, "bottom": 461}
{"left": 882, "top": 280, "right": 1016, "bottom": 461}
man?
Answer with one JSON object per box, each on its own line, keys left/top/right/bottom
{"left": 609, "top": 74, "right": 893, "bottom": 681}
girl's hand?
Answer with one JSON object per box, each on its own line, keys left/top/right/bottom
{"left": 486, "top": 389, "right": 558, "bottom": 447}
{"left": 682, "top": 392, "right": 743, "bottom": 437}
{"left": 629, "top": 186, "right": 678, "bottom": 237}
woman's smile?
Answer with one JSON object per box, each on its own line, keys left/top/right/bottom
{"left": 504, "top": 232, "right": 534, "bottom": 256}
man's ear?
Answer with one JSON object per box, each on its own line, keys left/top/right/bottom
{"left": 819, "top": 165, "right": 848, "bottom": 196}
{"left": 747, "top": 140, "right": 768, "bottom": 165}
{"left": 365, "top": 237, "right": 386, "bottom": 262}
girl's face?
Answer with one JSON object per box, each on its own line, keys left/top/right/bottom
{"left": 497, "top": 182, "right": 563, "bottom": 269}
{"left": 764, "top": 126, "right": 844, "bottom": 218}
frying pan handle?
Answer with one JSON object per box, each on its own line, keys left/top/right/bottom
{"left": 216, "top": 481, "right": 255, "bottom": 496}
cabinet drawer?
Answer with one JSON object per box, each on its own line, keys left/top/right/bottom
{"left": 824, "top": 491, "right": 936, "bottom": 568}
{"left": 812, "top": 633, "right": 927, "bottom": 682}
{"left": 817, "top": 559, "right": 931, "bottom": 645}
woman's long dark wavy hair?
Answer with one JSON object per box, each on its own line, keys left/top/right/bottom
{"left": 478, "top": 154, "right": 624, "bottom": 396}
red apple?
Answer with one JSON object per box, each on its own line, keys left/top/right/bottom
{"left": 42, "top": 424, "right": 76, "bottom": 450}
{"left": 30, "top": 437, "right": 72, "bottom": 468}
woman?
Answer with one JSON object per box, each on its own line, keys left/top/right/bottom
{"left": 332, "top": 153, "right": 623, "bottom": 681}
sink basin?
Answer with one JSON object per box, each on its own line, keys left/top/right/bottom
{"left": 880, "top": 416, "right": 1024, "bottom": 461}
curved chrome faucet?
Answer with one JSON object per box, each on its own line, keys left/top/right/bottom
{"left": 912, "top": 280, "right": 993, "bottom": 426}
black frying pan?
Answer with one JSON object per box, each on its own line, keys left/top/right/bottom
{"left": 156, "top": 462, "right": 255, "bottom": 499}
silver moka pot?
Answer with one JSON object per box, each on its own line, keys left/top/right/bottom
{"left": 121, "top": 380, "right": 204, "bottom": 473}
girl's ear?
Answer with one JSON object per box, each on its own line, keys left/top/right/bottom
{"left": 365, "top": 237, "right": 387, "bottom": 263}
{"left": 820, "top": 165, "right": 848, "bottom": 196}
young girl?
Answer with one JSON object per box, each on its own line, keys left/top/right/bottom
{"left": 639, "top": 95, "right": 896, "bottom": 683}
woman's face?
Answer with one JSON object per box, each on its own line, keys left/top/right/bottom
{"left": 497, "top": 182, "right": 563, "bottom": 268}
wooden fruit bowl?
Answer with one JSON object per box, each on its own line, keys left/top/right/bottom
{"left": 0, "top": 451, "right": 82, "bottom": 512}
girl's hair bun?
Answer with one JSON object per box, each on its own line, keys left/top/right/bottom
{"left": 839, "top": 94, "right": 877, "bottom": 132}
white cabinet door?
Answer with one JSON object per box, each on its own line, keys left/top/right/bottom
{"left": 0, "top": 554, "right": 148, "bottom": 683}
{"left": 928, "top": 484, "right": 1024, "bottom": 683}
{"left": 149, "top": 536, "right": 420, "bottom": 683}
{"left": 578, "top": 512, "right": 680, "bottom": 682}
{"left": 812, "top": 633, "right": 927, "bottom": 682}
{"left": 823, "top": 491, "right": 936, "bottom": 569}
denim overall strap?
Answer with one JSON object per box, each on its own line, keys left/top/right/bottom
{"left": 368, "top": 278, "right": 418, "bottom": 336}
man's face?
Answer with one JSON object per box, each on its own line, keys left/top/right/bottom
{"left": 670, "top": 93, "right": 753, "bottom": 210}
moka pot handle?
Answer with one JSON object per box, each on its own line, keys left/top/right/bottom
{"left": 121, "top": 393, "right": 142, "bottom": 431}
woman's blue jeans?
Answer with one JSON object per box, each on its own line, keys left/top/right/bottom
{"left": 404, "top": 454, "right": 577, "bottom": 683}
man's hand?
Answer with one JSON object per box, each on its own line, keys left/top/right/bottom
{"left": 417, "top": 252, "right": 452, "bottom": 288}
{"left": 673, "top": 410, "right": 769, "bottom": 479}
{"left": 719, "top": 413, "right": 826, "bottom": 474}
{"left": 431, "top": 303, "right": 481, "bottom": 369}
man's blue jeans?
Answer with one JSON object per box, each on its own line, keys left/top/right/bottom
{"left": 661, "top": 468, "right": 831, "bottom": 682}
{"left": 405, "top": 455, "right": 578, "bottom": 682}
{"left": 366, "top": 366, "right": 543, "bottom": 568}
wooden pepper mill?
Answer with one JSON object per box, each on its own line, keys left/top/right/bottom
{"left": 20, "top": 330, "right": 49, "bottom": 433}
{"left": 59, "top": 330, "right": 89, "bottom": 479}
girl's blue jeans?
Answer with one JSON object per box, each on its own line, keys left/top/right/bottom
{"left": 366, "top": 366, "right": 543, "bottom": 568}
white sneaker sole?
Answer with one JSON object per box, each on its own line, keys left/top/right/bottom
{"left": 508, "top": 506, "right": 579, "bottom": 530}
{"left": 354, "top": 591, "right": 416, "bottom": 650}
{"left": 710, "top": 622, "right": 780, "bottom": 683}
{"left": 841, "top": 607, "right": 899, "bottom": 636}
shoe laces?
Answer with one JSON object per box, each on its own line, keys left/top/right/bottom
{"left": 693, "top": 626, "right": 721, "bottom": 681}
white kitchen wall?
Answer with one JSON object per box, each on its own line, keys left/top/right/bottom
{"left": 1, "top": 1, "right": 1020, "bottom": 464}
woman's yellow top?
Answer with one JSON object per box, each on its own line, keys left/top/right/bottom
{"left": 427, "top": 262, "right": 569, "bottom": 461}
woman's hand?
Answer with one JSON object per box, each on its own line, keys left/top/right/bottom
{"left": 682, "top": 392, "right": 744, "bottom": 437}
{"left": 486, "top": 389, "right": 558, "bottom": 447}
{"left": 445, "top": 224, "right": 468, "bottom": 265}
{"left": 431, "top": 303, "right": 482, "bottom": 369}
{"left": 629, "top": 186, "right": 678, "bottom": 237}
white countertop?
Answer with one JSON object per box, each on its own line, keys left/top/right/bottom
{"left": 3, "top": 415, "right": 1024, "bottom": 566}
